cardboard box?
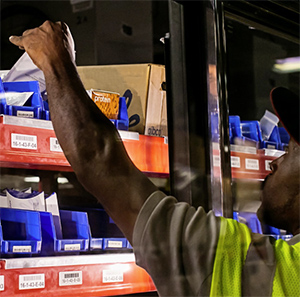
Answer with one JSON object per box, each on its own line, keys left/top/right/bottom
{"left": 77, "top": 64, "right": 167, "bottom": 135}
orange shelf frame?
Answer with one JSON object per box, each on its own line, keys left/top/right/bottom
{"left": 0, "top": 116, "right": 169, "bottom": 176}
{"left": 0, "top": 254, "right": 156, "bottom": 296}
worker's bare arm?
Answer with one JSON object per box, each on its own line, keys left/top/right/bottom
{"left": 9, "top": 20, "right": 157, "bottom": 243}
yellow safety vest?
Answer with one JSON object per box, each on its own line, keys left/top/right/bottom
{"left": 210, "top": 217, "right": 300, "bottom": 297}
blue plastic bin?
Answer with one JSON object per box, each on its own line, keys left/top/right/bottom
{"left": 237, "top": 212, "right": 263, "bottom": 234}
{"left": 110, "top": 96, "right": 129, "bottom": 131}
{"left": 0, "top": 208, "right": 42, "bottom": 255}
{"left": 3, "top": 81, "right": 43, "bottom": 119}
{"left": 0, "top": 78, "right": 7, "bottom": 115}
{"left": 262, "top": 126, "right": 282, "bottom": 150}
{"left": 211, "top": 112, "right": 219, "bottom": 142}
{"left": 278, "top": 127, "right": 290, "bottom": 150}
{"left": 42, "top": 100, "right": 51, "bottom": 120}
{"left": 39, "top": 210, "right": 90, "bottom": 255}
{"left": 83, "top": 208, "right": 131, "bottom": 251}
{"left": 241, "top": 121, "right": 261, "bottom": 142}
{"left": 229, "top": 116, "right": 242, "bottom": 142}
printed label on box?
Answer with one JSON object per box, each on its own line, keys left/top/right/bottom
{"left": 13, "top": 245, "right": 32, "bottom": 253}
{"left": 50, "top": 137, "right": 63, "bottom": 152}
{"left": 245, "top": 158, "right": 259, "bottom": 170}
{"left": 17, "top": 110, "right": 34, "bottom": 118}
{"left": 11, "top": 133, "right": 37, "bottom": 150}
{"left": 102, "top": 270, "right": 124, "bottom": 283}
{"left": 0, "top": 275, "right": 4, "bottom": 291}
{"left": 19, "top": 274, "right": 45, "bottom": 290}
{"left": 64, "top": 244, "right": 81, "bottom": 251}
{"left": 59, "top": 271, "right": 82, "bottom": 286}
{"left": 231, "top": 156, "right": 241, "bottom": 168}
{"left": 265, "top": 160, "right": 272, "bottom": 171}
{"left": 107, "top": 240, "right": 123, "bottom": 248}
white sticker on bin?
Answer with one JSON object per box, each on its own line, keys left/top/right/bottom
{"left": 13, "top": 245, "right": 32, "bottom": 253}
{"left": 231, "top": 156, "right": 241, "bottom": 168}
{"left": 19, "top": 274, "right": 45, "bottom": 290}
{"left": 245, "top": 158, "right": 259, "bottom": 170}
{"left": 102, "top": 270, "right": 124, "bottom": 283}
{"left": 11, "top": 133, "right": 37, "bottom": 150}
{"left": 50, "top": 137, "right": 63, "bottom": 152}
{"left": 0, "top": 275, "right": 4, "bottom": 291}
{"left": 59, "top": 271, "right": 82, "bottom": 286}
{"left": 17, "top": 110, "right": 34, "bottom": 118}
{"left": 64, "top": 244, "right": 81, "bottom": 251}
{"left": 107, "top": 240, "right": 123, "bottom": 248}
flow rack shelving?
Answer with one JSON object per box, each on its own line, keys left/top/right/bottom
{"left": 0, "top": 115, "right": 279, "bottom": 296}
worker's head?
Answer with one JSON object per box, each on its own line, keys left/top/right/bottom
{"left": 257, "top": 87, "right": 300, "bottom": 235}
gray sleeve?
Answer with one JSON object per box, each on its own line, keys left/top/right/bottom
{"left": 133, "top": 191, "right": 221, "bottom": 297}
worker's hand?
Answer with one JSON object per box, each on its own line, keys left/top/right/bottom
{"left": 9, "top": 21, "right": 74, "bottom": 74}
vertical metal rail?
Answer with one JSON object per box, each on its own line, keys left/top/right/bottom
{"left": 215, "top": 1, "right": 233, "bottom": 218}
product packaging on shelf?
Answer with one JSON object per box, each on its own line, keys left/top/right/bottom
{"left": 89, "top": 89, "right": 120, "bottom": 120}
{"left": 77, "top": 64, "right": 167, "bottom": 136}
{"left": 6, "top": 189, "right": 45, "bottom": 211}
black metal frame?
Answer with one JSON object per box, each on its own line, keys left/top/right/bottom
{"left": 165, "top": 0, "right": 299, "bottom": 216}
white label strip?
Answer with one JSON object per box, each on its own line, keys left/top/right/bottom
{"left": 59, "top": 271, "right": 82, "bottom": 286}
{"left": 245, "top": 158, "right": 259, "bottom": 170}
{"left": 107, "top": 241, "right": 123, "bottom": 248}
{"left": 164, "top": 136, "right": 168, "bottom": 145}
{"left": 17, "top": 110, "right": 34, "bottom": 118}
{"left": 213, "top": 155, "right": 220, "bottom": 167}
{"left": 50, "top": 137, "right": 63, "bottom": 152}
{"left": 2, "top": 115, "right": 54, "bottom": 130}
{"left": 118, "top": 130, "right": 139, "bottom": 140}
{"left": 231, "top": 156, "right": 241, "bottom": 168}
{"left": 19, "top": 274, "right": 45, "bottom": 290}
{"left": 64, "top": 244, "right": 81, "bottom": 251}
{"left": 0, "top": 275, "right": 4, "bottom": 291}
{"left": 11, "top": 133, "right": 37, "bottom": 150}
{"left": 102, "top": 270, "right": 124, "bottom": 283}
{"left": 265, "top": 160, "right": 272, "bottom": 171}
{"left": 13, "top": 246, "right": 32, "bottom": 253}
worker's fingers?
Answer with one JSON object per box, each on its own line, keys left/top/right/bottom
{"left": 9, "top": 35, "right": 24, "bottom": 49}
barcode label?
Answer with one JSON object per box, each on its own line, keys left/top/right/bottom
{"left": 231, "top": 156, "right": 241, "bottom": 168}
{"left": 107, "top": 240, "right": 123, "bottom": 248}
{"left": 11, "top": 133, "right": 37, "bottom": 150}
{"left": 13, "top": 245, "right": 32, "bottom": 253}
{"left": 17, "top": 110, "right": 34, "bottom": 118}
{"left": 245, "top": 158, "right": 259, "bottom": 170}
{"left": 102, "top": 270, "right": 123, "bottom": 283}
{"left": 0, "top": 275, "right": 4, "bottom": 291}
{"left": 64, "top": 244, "right": 81, "bottom": 251}
{"left": 59, "top": 271, "right": 82, "bottom": 286}
{"left": 19, "top": 274, "right": 45, "bottom": 290}
{"left": 50, "top": 137, "right": 63, "bottom": 152}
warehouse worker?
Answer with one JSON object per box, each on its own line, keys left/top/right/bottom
{"left": 9, "top": 21, "right": 299, "bottom": 297}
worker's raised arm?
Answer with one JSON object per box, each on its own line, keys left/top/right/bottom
{"left": 9, "top": 20, "right": 158, "bottom": 244}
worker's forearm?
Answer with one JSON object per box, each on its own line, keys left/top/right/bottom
{"left": 44, "top": 60, "right": 157, "bottom": 242}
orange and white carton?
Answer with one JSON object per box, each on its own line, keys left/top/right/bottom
{"left": 90, "top": 89, "right": 120, "bottom": 120}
